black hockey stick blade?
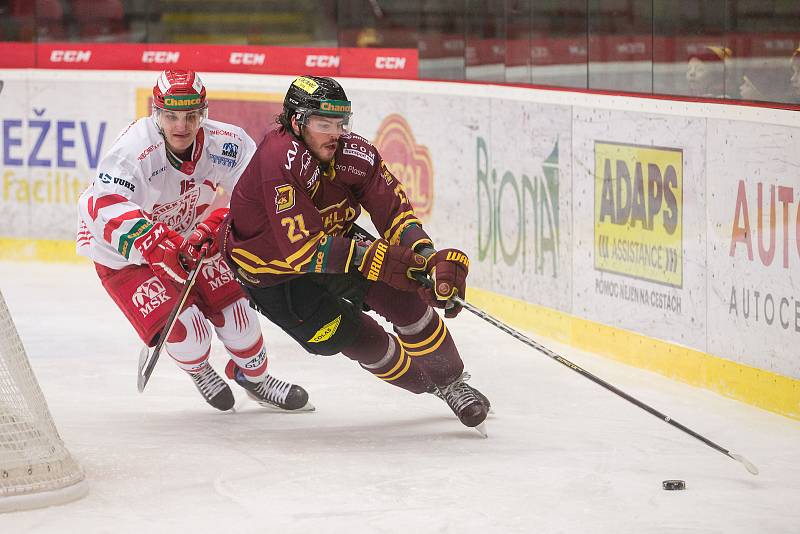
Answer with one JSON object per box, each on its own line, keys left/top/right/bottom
{"left": 137, "top": 245, "right": 209, "bottom": 393}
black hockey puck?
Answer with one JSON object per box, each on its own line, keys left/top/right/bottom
{"left": 662, "top": 479, "right": 686, "bottom": 490}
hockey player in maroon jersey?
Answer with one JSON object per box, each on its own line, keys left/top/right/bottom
{"left": 77, "top": 70, "right": 311, "bottom": 413}
{"left": 218, "top": 75, "right": 490, "bottom": 433}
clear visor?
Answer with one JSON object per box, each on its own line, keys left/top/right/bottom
{"left": 154, "top": 107, "right": 208, "bottom": 130}
{"left": 297, "top": 111, "right": 353, "bottom": 135}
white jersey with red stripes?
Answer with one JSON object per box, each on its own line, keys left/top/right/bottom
{"left": 76, "top": 116, "right": 256, "bottom": 269}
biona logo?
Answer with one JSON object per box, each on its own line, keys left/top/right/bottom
{"left": 373, "top": 114, "right": 433, "bottom": 219}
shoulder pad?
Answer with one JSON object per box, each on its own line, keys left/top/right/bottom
{"left": 337, "top": 135, "right": 377, "bottom": 168}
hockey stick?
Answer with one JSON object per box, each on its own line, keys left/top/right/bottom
{"left": 415, "top": 275, "right": 758, "bottom": 475}
{"left": 137, "top": 244, "right": 209, "bottom": 392}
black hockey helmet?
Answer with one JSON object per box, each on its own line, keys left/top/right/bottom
{"left": 280, "top": 76, "right": 353, "bottom": 136}
{"left": 284, "top": 75, "right": 351, "bottom": 117}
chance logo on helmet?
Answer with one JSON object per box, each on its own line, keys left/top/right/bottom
{"left": 153, "top": 70, "right": 208, "bottom": 111}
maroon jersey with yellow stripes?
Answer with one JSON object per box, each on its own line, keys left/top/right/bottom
{"left": 222, "top": 127, "right": 431, "bottom": 287}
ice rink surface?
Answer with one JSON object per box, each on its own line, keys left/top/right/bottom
{"left": 1, "top": 260, "right": 798, "bottom": 534}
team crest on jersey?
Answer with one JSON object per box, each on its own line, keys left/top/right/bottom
{"left": 275, "top": 184, "right": 295, "bottom": 213}
{"left": 131, "top": 277, "right": 170, "bottom": 318}
{"left": 201, "top": 256, "right": 235, "bottom": 290}
{"left": 152, "top": 188, "right": 200, "bottom": 234}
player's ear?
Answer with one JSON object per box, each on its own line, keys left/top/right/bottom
{"left": 290, "top": 115, "right": 301, "bottom": 136}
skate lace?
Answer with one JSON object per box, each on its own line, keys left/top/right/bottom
{"left": 192, "top": 366, "right": 227, "bottom": 400}
{"left": 254, "top": 375, "right": 292, "bottom": 404}
{"left": 437, "top": 372, "right": 479, "bottom": 413}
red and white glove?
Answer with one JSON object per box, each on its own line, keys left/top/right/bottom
{"left": 181, "top": 208, "right": 228, "bottom": 268}
{"left": 134, "top": 222, "right": 189, "bottom": 284}
{"left": 419, "top": 248, "right": 469, "bottom": 318}
{"left": 356, "top": 238, "right": 428, "bottom": 292}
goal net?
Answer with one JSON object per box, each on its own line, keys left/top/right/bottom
{"left": 0, "top": 289, "right": 87, "bottom": 512}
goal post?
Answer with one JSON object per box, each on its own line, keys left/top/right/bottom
{"left": 0, "top": 289, "right": 88, "bottom": 512}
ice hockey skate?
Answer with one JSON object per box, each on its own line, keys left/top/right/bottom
{"left": 434, "top": 372, "right": 490, "bottom": 437}
{"left": 189, "top": 364, "right": 235, "bottom": 411}
{"left": 226, "top": 361, "right": 314, "bottom": 412}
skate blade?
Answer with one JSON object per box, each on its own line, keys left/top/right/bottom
{"left": 473, "top": 422, "right": 488, "bottom": 438}
{"left": 253, "top": 399, "right": 316, "bottom": 412}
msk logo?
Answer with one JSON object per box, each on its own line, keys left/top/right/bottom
{"left": 142, "top": 51, "right": 180, "bottom": 63}
{"left": 375, "top": 56, "right": 406, "bottom": 70}
{"left": 202, "top": 257, "right": 235, "bottom": 290}
{"left": 275, "top": 184, "right": 295, "bottom": 213}
{"left": 50, "top": 50, "right": 91, "bottom": 63}
{"left": 131, "top": 277, "right": 170, "bottom": 318}
{"left": 222, "top": 142, "right": 239, "bottom": 158}
{"left": 229, "top": 52, "right": 265, "bottom": 65}
{"left": 306, "top": 55, "right": 340, "bottom": 68}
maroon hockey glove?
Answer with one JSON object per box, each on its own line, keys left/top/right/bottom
{"left": 356, "top": 238, "right": 428, "bottom": 292}
{"left": 182, "top": 208, "right": 228, "bottom": 268}
{"left": 419, "top": 248, "right": 469, "bottom": 318}
{"left": 135, "top": 222, "right": 189, "bottom": 284}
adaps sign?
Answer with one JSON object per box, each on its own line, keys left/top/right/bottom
{"left": 593, "top": 141, "right": 683, "bottom": 288}
{"left": 373, "top": 114, "right": 433, "bottom": 219}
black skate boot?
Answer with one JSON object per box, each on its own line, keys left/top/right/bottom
{"left": 189, "top": 364, "right": 235, "bottom": 411}
{"left": 226, "top": 361, "right": 314, "bottom": 411}
{"left": 435, "top": 372, "right": 490, "bottom": 435}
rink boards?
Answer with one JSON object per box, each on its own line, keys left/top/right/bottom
{"left": 0, "top": 69, "right": 797, "bottom": 418}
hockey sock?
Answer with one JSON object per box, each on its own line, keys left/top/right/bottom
{"left": 394, "top": 306, "right": 464, "bottom": 387}
{"left": 342, "top": 314, "right": 433, "bottom": 394}
{"left": 210, "top": 298, "right": 268, "bottom": 382}
{"left": 165, "top": 305, "right": 212, "bottom": 373}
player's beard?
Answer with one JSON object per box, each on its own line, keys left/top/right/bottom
{"left": 305, "top": 133, "right": 338, "bottom": 164}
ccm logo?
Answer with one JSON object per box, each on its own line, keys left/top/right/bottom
{"left": 375, "top": 56, "right": 406, "bottom": 69}
{"left": 306, "top": 55, "right": 340, "bottom": 68}
{"left": 230, "top": 52, "right": 265, "bottom": 65}
{"left": 142, "top": 51, "right": 180, "bottom": 63}
{"left": 50, "top": 50, "right": 91, "bottom": 63}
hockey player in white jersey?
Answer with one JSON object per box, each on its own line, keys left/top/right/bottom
{"left": 77, "top": 69, "right": 311, "bottom": 412}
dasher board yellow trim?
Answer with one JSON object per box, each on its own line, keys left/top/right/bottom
{"left": 0, "top": 238, "right": 87, "bottom": 263}
{"left": 467, "top": 286, "right": 800, "bottom": 421}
